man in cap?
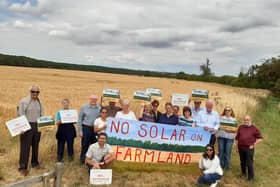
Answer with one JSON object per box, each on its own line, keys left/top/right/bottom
{"left": 78, "top": 94, "right": 101, "bottom": 164}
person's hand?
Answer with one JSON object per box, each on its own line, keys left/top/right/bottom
{"left": 93, "top": 163, "right": 101, "bottom": 169}
{"left": 20, "top": 131, "right": 25, "bottom": 135}
{"left": 236, "top": 147, "right": 239, "bottom": 153}
{"left": 210, "top": 128, "right": 215, "bottom": 133}
{"left": 204, "top": 126, "right": 209, "bottom": 131}
{"left": 80, "top": 134, "right": 83, "bottom": 138}
{"left": 99, "top": 162, "right": 105, "bottom": 165}
{"left": 200, "top": 171, "right": 204, "bottom": 177}
{"left": 103, "top": 124, "right": 107, "bottom": 129}
{"left": 249, "top": 144, "right": 254, "bottom": 149}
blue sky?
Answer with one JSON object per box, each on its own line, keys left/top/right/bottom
{"left": 0, "top": 0, "right": 280, "bottom": 75}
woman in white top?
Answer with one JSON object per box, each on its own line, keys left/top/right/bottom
{"left": 198, "top": 144, "right": 223, "bottom": 187}
{"left": 115, "top": 99, "right": 137, "bottom": 121}
{"left": 94, "top": 107, "right": 108, "bottom": 134}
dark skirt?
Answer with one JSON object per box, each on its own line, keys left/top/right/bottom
{"left": 56, "top": 123, "right": 77, "bottom": 140}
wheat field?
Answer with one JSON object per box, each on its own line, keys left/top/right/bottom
{"left": 0, "top": 65, "right": 269, "bottom": 186}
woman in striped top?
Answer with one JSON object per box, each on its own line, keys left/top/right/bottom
{"left": 179, "top": 106, "right": 196, "bottom": 127}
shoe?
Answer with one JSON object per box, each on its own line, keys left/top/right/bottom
{"left": 32, "top": 164, "right": 44, "bottom": 169}
{"left": 210, "top": 182, "right": 218, "bottom": 187}
{"left": 68, "top": 155, "right": 74, "bottom": 161}
{"left": 18, "top": 169, "right": 27, "bottom": 176}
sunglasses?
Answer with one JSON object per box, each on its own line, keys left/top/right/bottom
{"left": 206, "top": 149, "right": 213, "bottom": 151}
{"left": 225, "top": 109, "right": 231, "bottom": 112}
{"left": 31, "top": 90, "right": 40, "bottom": 94}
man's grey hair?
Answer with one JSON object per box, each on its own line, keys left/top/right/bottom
{"left": 29, "top": 84, "right": 40, "bottom": 91}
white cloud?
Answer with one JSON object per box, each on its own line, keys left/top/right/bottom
{"left": 0, "top": 0, "right": 279, "bottom": 75}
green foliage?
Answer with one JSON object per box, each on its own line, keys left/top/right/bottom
{"left": 107, "top": 137, "right": 205, "bottom": 153}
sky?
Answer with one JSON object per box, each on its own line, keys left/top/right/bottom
{"left": 0, "top": 0, "right": 279, "bottom": 75}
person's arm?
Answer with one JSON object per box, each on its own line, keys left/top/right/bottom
{"left": 18, "top": 100, "right": 25, "bottom": 116}
{"left": 249, "top": 138, "right": 263, "bottom": 149}
{"left": 139, "top": 105, "right": 144, "bottom": 120}
{"left": 56, "top": 111, "right": 61, "bottom": 126}
{"left": 213, "top": 113, "right": 220, "bottom": 132}
{"left": 40, "top": 100, "right": 44, "bottom": 116}
{"left": 85, "top": 156, "right": 100, "bottom": 169}
{"left": 78, "top": 106, "right": 85, "bottom": 137}
{"left": 203, "top": 157, "right": 220, "bottom": 174}
{"left": 94, "top": 119, "right": 107, "bottom": 133}
{"left": 131, "top": 111, "right": 137, "bottom": 121}
{"left": 235, "top": 127, "right": 240, "bottom": 152}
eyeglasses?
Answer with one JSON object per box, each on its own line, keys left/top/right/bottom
{"left": 206, "top": 149, "right": 213, "bottom": 152}
{"left": 31, "top": 91, "right": 40, "bottom": 94}
{"left": 225, "top": 109, "right": 231, "bottom": 112}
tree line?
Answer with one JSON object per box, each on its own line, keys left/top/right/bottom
{"left": 0, "top": 53, "right": 279, "bottom": 95}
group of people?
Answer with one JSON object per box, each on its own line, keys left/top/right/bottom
{"left": 17, "top": 85, "right": 263, "bottom": 187}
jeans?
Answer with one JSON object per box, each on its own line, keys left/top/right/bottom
{"left": 209, "top": 134, "right": 216, "bottom": 145}
{"left": 239, "top": 148, "right": 254, "bottom": 180}
{"left": 218, "top": 137, "right": 234, "bottom": 169}
{"left": 80, "top": 125, "right": 97, "bottom": 163}
{"left": 57, "top": 138, "right": 74, "bottom": 161}
{"left": 197, "top": 173, "right": 222, "bottom": 184}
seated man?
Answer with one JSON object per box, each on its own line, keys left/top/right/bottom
{"left": 85, "top": 132, "right": 114, "bottom": 171}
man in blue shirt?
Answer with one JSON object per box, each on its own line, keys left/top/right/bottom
{"left": 78, "top": 94, "right": 101, "bottom": 164}
{"left": 158, "top": 102, "right": 178, "bottom": 125}
{"left": 197, "top": 100, "right": 220, "bottom": 145}
{"left": 191, "top": 100, "right": 205, "bottom": 123}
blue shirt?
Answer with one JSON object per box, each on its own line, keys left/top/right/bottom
{"left": 197, "top": 110, "right": 220, "bottom": 133}
{"left": 158, "top": 113, "right": 178, "bottom": 125}
{"left": 78, "top": 104, "right": 101, "bottom": 135}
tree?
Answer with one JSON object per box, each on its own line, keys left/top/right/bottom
{"left": 200, "top": 58, "right": 213, "bottom": 76}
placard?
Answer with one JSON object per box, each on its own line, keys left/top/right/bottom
{"left": 5, "top": 116, "right": 31, "bottom": 137}
{"left": 171, "top": 94, "right": 189, "bottom": 106}
{"left": 192, "top": 89, "right": 209, "bottom": 99}
{"left": 133, "top": 90, "right": 151, "bottom": 101}
{"left": 146, "top": 88, "right": 162, "bottom": 97}
{"left": 103, "top": 89, "right": 120, "bottom": 98}
{"left": 90, "top": 169, "right": 112, "bottom": 185}
{"left": 60, "top": 110, "right": 78, "bottom": 123}
{"left": 37, "top": 116, "right": 55, "bottom": 129}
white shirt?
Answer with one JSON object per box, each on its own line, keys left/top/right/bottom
{"left": 115, "top": 111, "right": 137, "bottom": 121}
{"left": 94, "top": 117, "right": 107, "bottom": 134}
{"left": 197, "top": 110, "right": 220, "bottom": 133}
{"left": 199, "top": 155, "right": 223, "bottom": 176}
{"left": 86, "top": 142, "right": 113, "bottom": 163}
{"left": 191, "top": 107, "right": 205, "bottom": 122}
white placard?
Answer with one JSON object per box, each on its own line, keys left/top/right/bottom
{"left": 146, "top": 88, "right": 162, "bottom": 96}
{"left": 171, "top": 94, "right": 189, "bottom": 106}
{"left": 103, "top": 89, "right": 120, "bottom": 98}
{"left": 90, "top": 169, "right": 112, "bottom": 185}
{"left": 133, "top": 90, "right": 151, "bottom": 101}
{"left": 60, "top": 110, "right": 78, "bottom": 123}
{"left": 5, "top": 116, "right": 31, "bottom": 137}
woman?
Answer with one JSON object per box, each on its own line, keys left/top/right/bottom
{"left": 94, "top": 107, "right": 108, "bottom": 135}
{"left": 198, "top": 144, "right": 223, "bottom": 187}
{"left": 139, "top": 104, "right": 155, "bottom": 122}
{"left": 56, "top": 99, "right": 77, "bottom": 162}
{"left": 217, "top": 106, "right": 237, "bottom": 169}
{"left": 158, "top": 102, "right": 178, "bottom": 125}
{"left": 178, "top": 106, "right": 195, "bottom": 127}
{"left": 115, "top": 99, "right": 137, "bottom": 120}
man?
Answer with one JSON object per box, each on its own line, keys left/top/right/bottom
{"left": 191, "top": 100, "right": 205, "bottom": 122}
{"left": 158, "top": 102, "right": 178, "bottom": 125}
{"left": 197, "top": 100, "right": 220, "bottom": 145}
{"left": 85, "top": 132, "right": 114, "bottom": 171}
{"left": 235, "top": 115, "right": 263, "bottom": 181}
{"left": 151, "top": 100, "right": 162, "bottom": 122}
{"left": 18, "top": 85, "right": 44, "bottom": 176}
{"left": 104, "top": 101, "right": 121, "bottom": 117}
{"left": 173, "top": 105, "right": 180, "bottom": 117}
{"left": 78, "top": 94, "right": 101, "bottom": 164}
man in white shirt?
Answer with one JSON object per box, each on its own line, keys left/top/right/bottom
{"left": 85, "top": 133, "right": 114, "bottom": 171}
{"left": 197, "top": 100, "right": 220, "bottom": 145}
{"left": 191, "top": 100, "right": 205, "bottom": 122}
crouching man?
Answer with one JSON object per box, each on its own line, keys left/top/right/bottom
{"left": 85, "top": 132, "right": 114, "bottom": 171}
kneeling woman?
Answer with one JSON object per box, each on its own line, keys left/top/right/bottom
{"left": 198, "top": 144, "right": 223, "bottom": 187}
{"left": 56, "top": 99, "right": 77, "bottom": 162}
